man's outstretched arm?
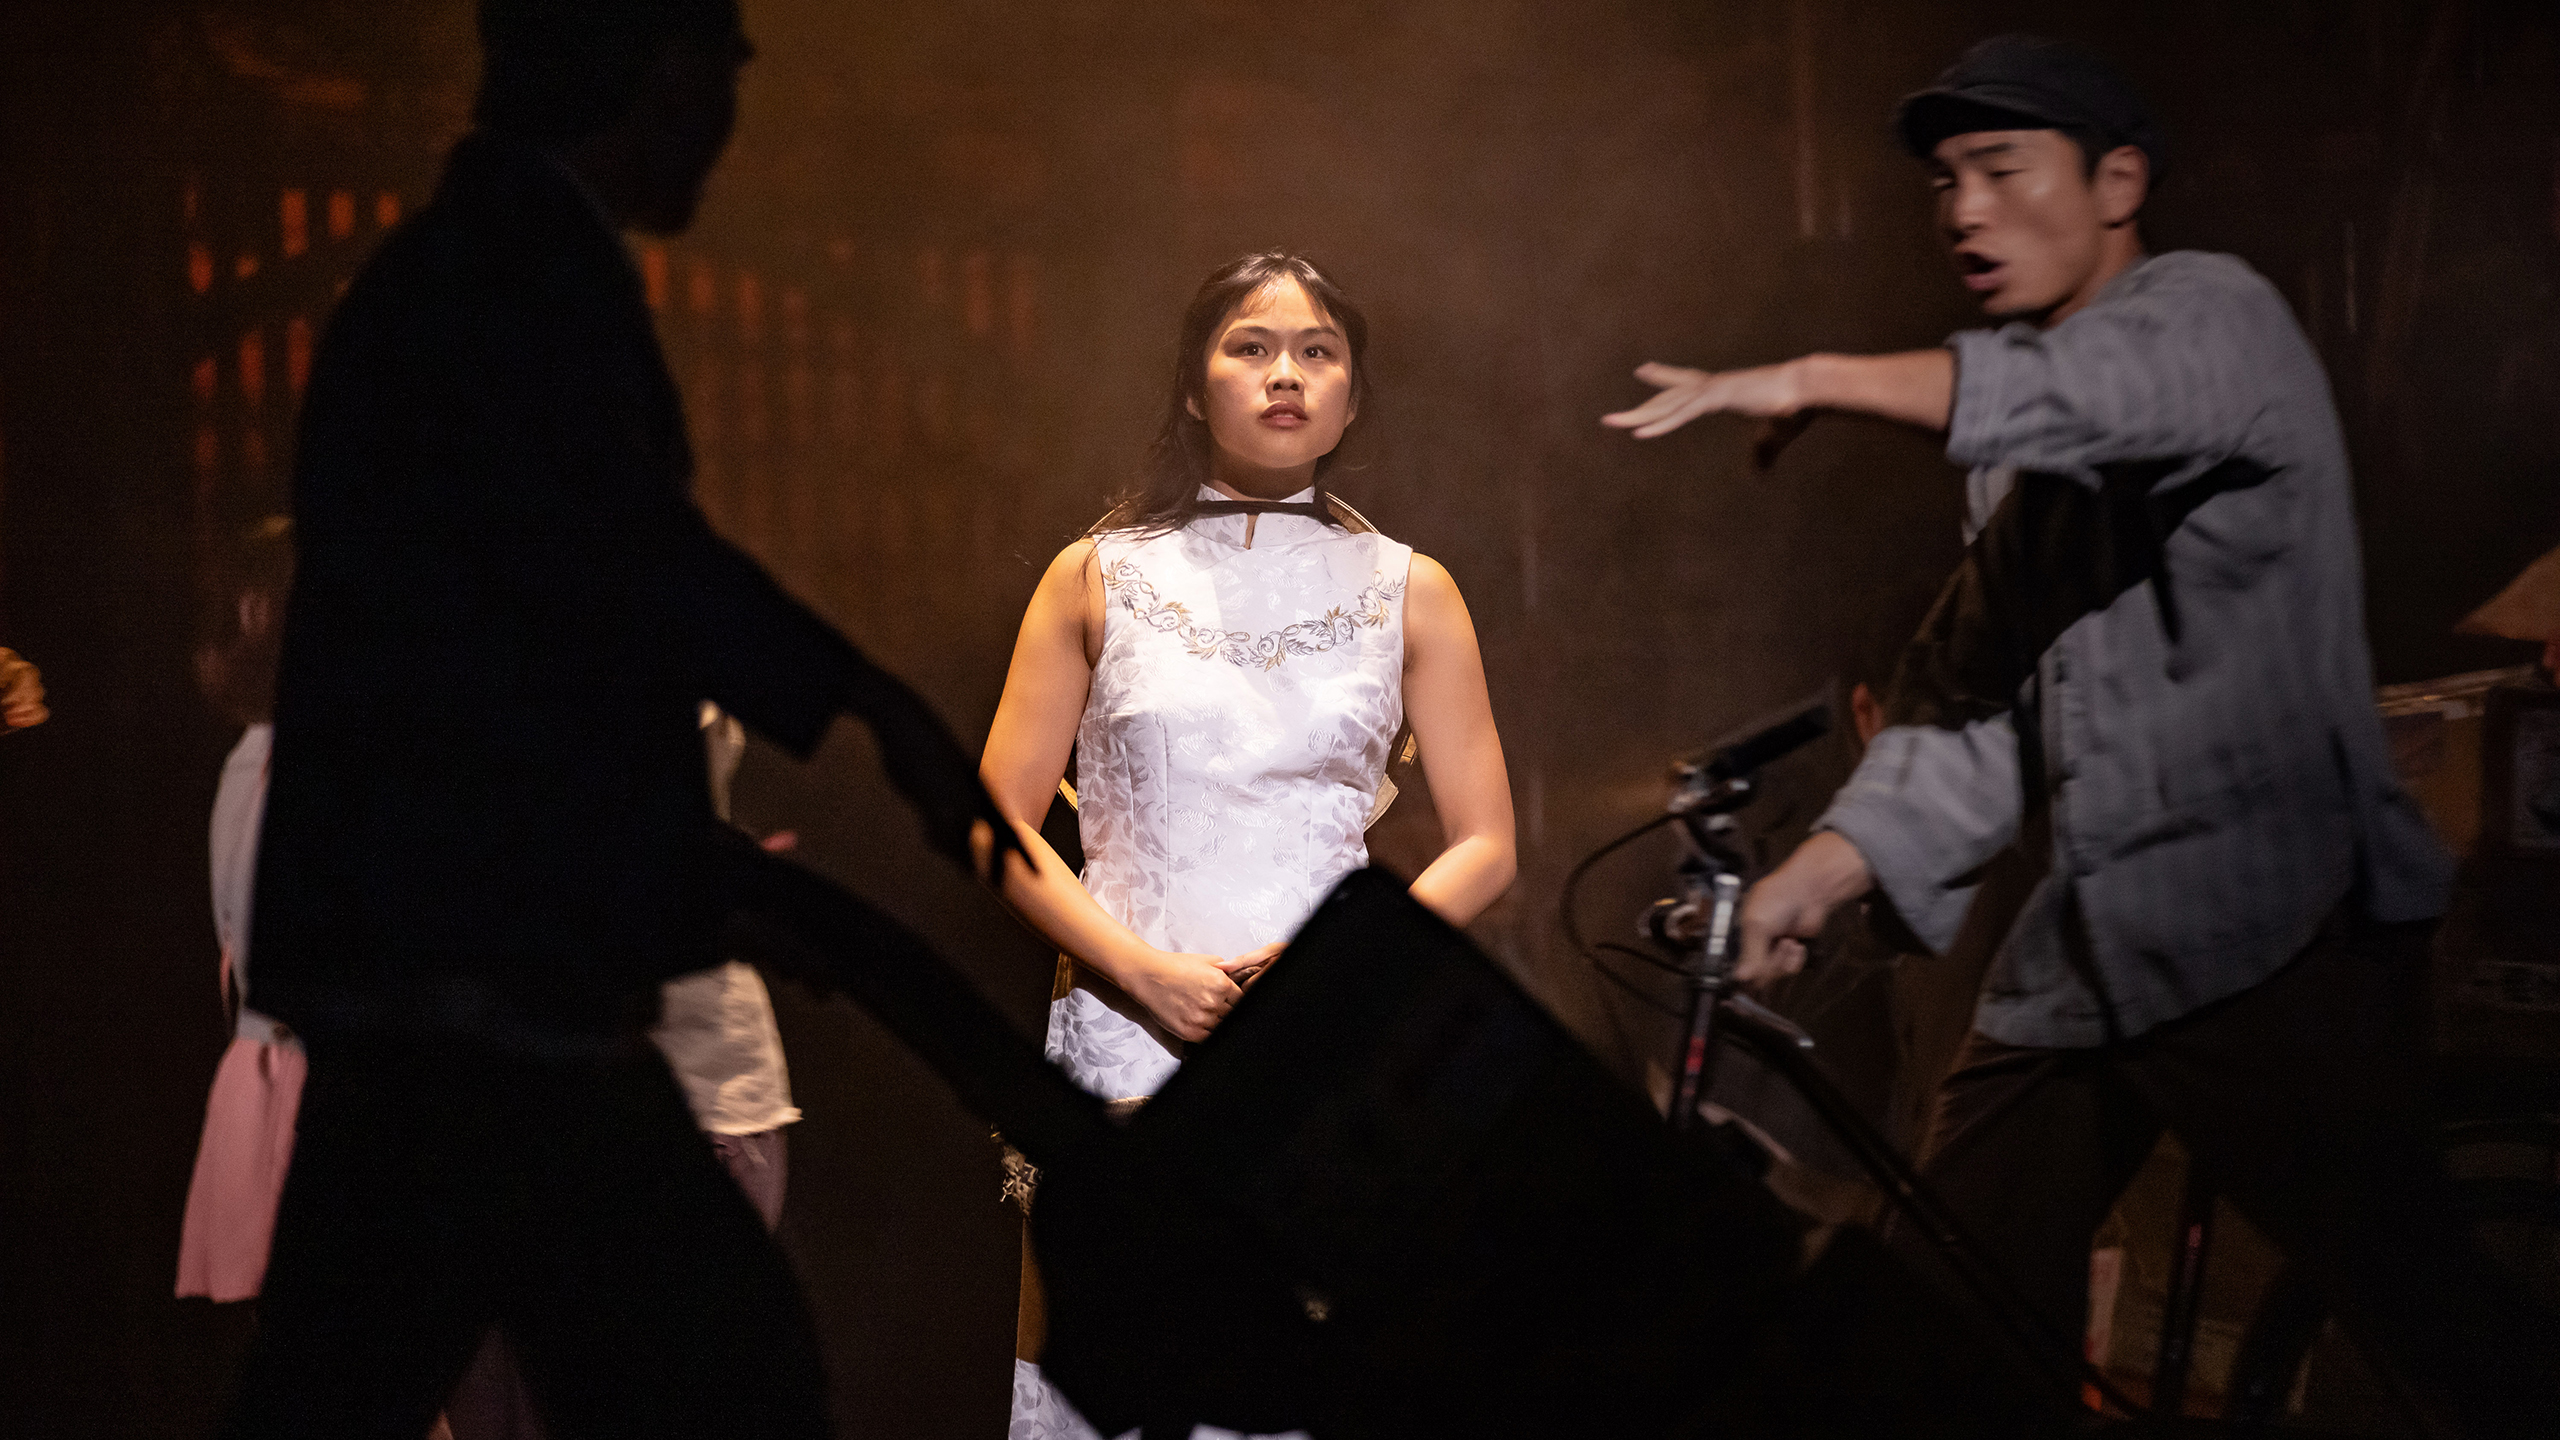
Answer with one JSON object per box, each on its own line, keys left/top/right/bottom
{"left": 1600, "top": 350, "right": 1955, "bottom": 439}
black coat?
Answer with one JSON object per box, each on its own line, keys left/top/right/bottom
{"left": 252, "top": 135, "right": 890, "bottom": 1044}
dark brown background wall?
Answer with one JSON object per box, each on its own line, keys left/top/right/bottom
{"left": 4, "top": 2, "right": 2555, "bottom": 1434}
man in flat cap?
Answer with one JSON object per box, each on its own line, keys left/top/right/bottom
{"left": 225, "top": 2, "right": 1020, "bottom": 1434}
{"left": 1606, "top": 34, "right": 2557, "bottom": 1433}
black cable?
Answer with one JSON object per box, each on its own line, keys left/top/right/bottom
{"left": 1759, "top": 932, "right": 1883, "bottom": 1030}
{"left": 1588, "top": 951, "right": 1685, "bottom": 1019}
{"left": 1597, "top": 941, "right": 1687, "bottom": 977}
{"left": 1557, "top": 811, "right": 1682, "bottom": 965}
{"left": 1561, "top": 813, "right": 1702, "bottom": 1036}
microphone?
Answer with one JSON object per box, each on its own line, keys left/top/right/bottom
{"left": 1669, "top": 690, "right": 1835, "bottom": 817}
{"left": 1701, "top": 694, "right": 1833, "bottom": 782}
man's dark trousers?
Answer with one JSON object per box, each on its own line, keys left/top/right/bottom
{"left": 220, "top": 1038, "right": 831, "bottom": 1439}
{"left": 1887, "top": 911, "right": 2559, "bottom": 1434}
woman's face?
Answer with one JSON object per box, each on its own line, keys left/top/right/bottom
{"left": 1188, "top": 278, "right": 1356, "bottom": 487}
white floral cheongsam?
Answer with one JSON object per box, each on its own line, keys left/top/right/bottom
{"left": 1010, "top": 487, "right": 1411, "bottom": 1440}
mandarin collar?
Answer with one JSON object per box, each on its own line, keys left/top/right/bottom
{"left": 1188, "top": 485, "right": 1334, "bottom": 551}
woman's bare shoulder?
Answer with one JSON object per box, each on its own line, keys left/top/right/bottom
{"left": 1400, "top": 553, "right": 1483, "bottom": 659}
{"left": 1403, "top": 552, "right": 1465, "bottom": 607}
{"left": 1039, "top": 537, "right": 1102, "bottom": 591}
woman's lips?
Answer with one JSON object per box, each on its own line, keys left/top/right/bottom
{"left": 1957, "top": 253, "right": 2005, "bottom": 293}
{"left": 1260, "top": 403, "right": 1308, "bottom": 427}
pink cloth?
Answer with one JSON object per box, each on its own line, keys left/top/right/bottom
{"left": 174, "top": 1035, "right": 306, "bottom": 1301}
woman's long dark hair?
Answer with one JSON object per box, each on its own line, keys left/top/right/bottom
{"left": 1105, "top": 252, "right": 1370, "bottom": 536}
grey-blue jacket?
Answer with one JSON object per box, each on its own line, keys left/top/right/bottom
{"left": 1817, "top": 252, "right": 2453, "bottom": 1049}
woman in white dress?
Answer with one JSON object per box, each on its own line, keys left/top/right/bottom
{"left": 981, "top": 253, "right": 1517, "bottom": 1438}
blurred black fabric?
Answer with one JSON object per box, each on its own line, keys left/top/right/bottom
{"left": 221, "top": 1037, "right": 829, "bottom": 1440}
{"left": 227, "top": 129, "right": 1005, "bottom": 1433}
{"left": 250, "top": 132, "right": 904, "bottom": 1047}
{"left": 1030, "top": 869, "right": 2069, "bottom": 1439}
{"left": 1890, "top": 913, "right": 2560, "bottom": 1437}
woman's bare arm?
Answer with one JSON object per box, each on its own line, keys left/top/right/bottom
{"left": 1398, "top": 555, "right": 1517, "bottom": 925}
{"left": 979, "top": 541, "right": 1241, "bottom": 1042}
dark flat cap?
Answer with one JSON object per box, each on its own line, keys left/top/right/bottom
{"left": 1894, "top": 34, "right": 2166, "bottom": 177}
{"left": 479, "top": 0, "right": 742, "bottom": 48}
{"left": 475, "top": 0, "right": 743, "bottom": 140}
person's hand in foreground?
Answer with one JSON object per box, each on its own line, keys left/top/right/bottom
{"left": 1734, "top": 830, "right": 1875, "bottom": 984}
{"left": 868, "top": 683, "right": 1030, "bottom": 885}
{"left": 0, "top": 648, "right": 48, "bottom": 732}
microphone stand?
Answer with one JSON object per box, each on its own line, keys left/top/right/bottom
{"left": 1633, "top": 734, "right": 2151, "bottom": 1423}
{"left": 1647, "top": 692, "right": 1834, "bottom": 1137}
{"left": 1648, "top": 781, "right": 1753, "bottom": 1136}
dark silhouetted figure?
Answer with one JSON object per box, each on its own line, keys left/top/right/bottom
{"left": 223, "top": 3, "right": 1016, "bottom": 1435}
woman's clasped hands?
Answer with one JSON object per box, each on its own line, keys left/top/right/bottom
{"left": 1120, "top": 941, "right": 1284, "bottom": 1044}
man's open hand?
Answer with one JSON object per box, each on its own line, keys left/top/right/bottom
{"left": 1601, "top": 360, "right": 1809, "bottom": 439}
{"left": 1735, "top": 830, "right": 1875, "bottom": 984}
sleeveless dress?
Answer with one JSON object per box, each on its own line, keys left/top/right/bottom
{"left": 1009, "top": 488, "right": 1413, "bottom": 1440}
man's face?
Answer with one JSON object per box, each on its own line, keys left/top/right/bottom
{"left": 627, "top": 30, "right": 752, "bottom": 236}
{"left": 1929, "top": 128, "right": 2111, "bottom": 321}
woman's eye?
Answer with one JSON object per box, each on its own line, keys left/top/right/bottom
{"left": 1304, "top": 346, "right": 1330, "bottom": 360}
{"left": 1235, "top": 342, "right": 1265, "bottom": 357}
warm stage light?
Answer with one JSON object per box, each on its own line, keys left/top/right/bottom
{"left": 279, "top": 189, "right": 308, "bottom": 259}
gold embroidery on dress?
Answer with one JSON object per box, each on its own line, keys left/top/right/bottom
{"left": 1101, "top": 559, "right": 1403, "bottom": 672}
